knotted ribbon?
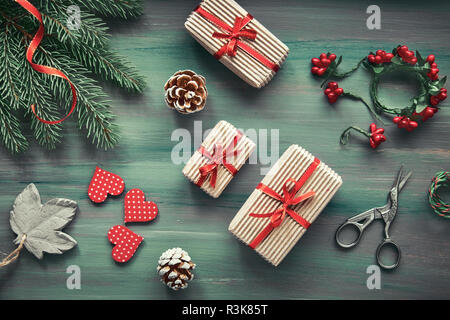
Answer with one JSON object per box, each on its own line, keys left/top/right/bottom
{"left": 16, "top": 0, "right": 77, "bottom": 125}
{"left": 196, "top": 131, "right": 243, "bottom": 188}
{"left": 194, "top": 6, "right": 279, "bottom": 72}
{"left": 249, "top": 158, "right": 320, "bottom": 249}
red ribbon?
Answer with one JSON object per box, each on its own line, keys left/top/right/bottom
{"left": 249, "top": 158, "right": 320, "bottom": 249}
{"left": 194, "top": 6, "right": 279, "bottom": 73}
{"left": 16, "top": 0, "right": 77, "bottom": 125}
{"left": 196, "top": 131, "right": 243, "bottom": 188}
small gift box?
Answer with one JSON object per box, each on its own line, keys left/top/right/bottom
{"left": 228, "top": 145, "right": 343, "bottom": 266}
{"left": 185, "top": 0, "right": 289, "bottom": 88}
{"left": 182, "top": 120, "right": 256, "bottom": 198}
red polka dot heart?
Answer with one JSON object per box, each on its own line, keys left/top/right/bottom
{"left": 124, "top": 189, "right": 158, "bottom": 223}
{"left": 107, "top": 225, "right": 143, "bottom": 263}
{"left": 88, "top": 167, "right": 125, "bottom": 203}
{"left": 87, "top": 167, "right": 159, "bottom": 263}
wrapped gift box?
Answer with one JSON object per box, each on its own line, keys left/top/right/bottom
{"left": 185, "top": 0, "right": 289, "bottom": 88}
{"left": 228, "top": 145, "right": 343, "bottom": 266}
{"left": 182, "top": 120, "right": 256, "bottom": 198}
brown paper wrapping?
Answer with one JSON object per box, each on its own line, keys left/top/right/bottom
{"left": 182, "top": 120, "right": 256, "bottom": 198}
{"left": 228, "top": 145, "right": 343, "bottom": 266}
{"left": 185, "top": 0, "right": 289, "bottom": 88}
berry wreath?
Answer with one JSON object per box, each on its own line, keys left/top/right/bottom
{"left": 311, "top": 45, "right": 447, "bottom": 149}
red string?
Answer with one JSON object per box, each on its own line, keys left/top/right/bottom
{"left": 196, "top": 131, "right": 243, "bottom": 188}
{"left": 194, "top": 6, "right": 279, "bottom": 73}
{"left": 248, "top": 158, "right": 320, "bottom": 249}
{"left": 16, "top": 0, "right": 77, "bottom": 125}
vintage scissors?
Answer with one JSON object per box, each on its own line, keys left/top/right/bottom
{"left": 335, "top": 166, "right": 412, "bottom": 270}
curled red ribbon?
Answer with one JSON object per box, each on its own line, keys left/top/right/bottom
{"left": 196, "top": 131, "right": 243, "bottom": 188}
{"left": 194, "top": 6, "right": 279, "bottom": 73}
{"left": 16, "top": 0, "right": 77, "bottom": 125}
{"left": 249, "top": 158, "right": 320, "bottom": 249}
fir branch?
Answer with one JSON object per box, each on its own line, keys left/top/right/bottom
{"left": 0, "top": 0, "right": 145, "bottom": 153}
{"left": 67, "top": 0, "right": 144, "bottom": 18}
{"left": 0, "top": 96, "right": 28, "bottom": 154}
{"left": 12, "top": 28, "right": 62, "bottom": 148}
{"left": 38, "top": 2, "right": 109, "bottom": 49}
{"left": 66, "top": 43, "right": 146, "bottom": 92}
{"left": 0, "top": 23, "right": 21, "bottom": 109}
{"left": 33, "top": 41, "right": 120, "bottom": 149}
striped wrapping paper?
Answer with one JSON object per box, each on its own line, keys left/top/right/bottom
{"left": 182, "top": 120, "right": 256, "bottom": 198}
{"left": 229, "top": 145, "right": 343, "bottom": 266}
{"left": 185, "top": 0, "right": 289, "bottom": 88}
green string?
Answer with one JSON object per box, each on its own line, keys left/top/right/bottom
{"left": 428, "top": 171, "right": 450, "bottom": 218}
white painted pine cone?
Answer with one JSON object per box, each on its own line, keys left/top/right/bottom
{"left": 157, "top": 247, "right": 196, "bottom": 290}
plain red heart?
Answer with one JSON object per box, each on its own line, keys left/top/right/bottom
{"left": 107, "top": 225, "right": 143, "bottom": 263}
{"left": 88, "top": 166, "right": 125, "bottom": 203}
{"left": 124, "top": 188, "right": 158, "bottom": 223}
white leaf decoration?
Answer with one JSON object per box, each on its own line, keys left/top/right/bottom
{"left": 9, "top": 184, "right": 78, "bottom": 259}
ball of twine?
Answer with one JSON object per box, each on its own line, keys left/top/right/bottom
{"left": 428, "top": 171, "right": 450, "bottom": 218}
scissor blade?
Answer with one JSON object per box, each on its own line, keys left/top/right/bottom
{"left": 393, "top": 165, "right": 404, "bottom": 189}
{"left": 398, "top": 171, "right": 412, "bottom": 192}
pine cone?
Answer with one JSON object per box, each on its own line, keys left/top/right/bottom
{"left": 157, "top": 248, "right": 196, "bottom": 290}
{"left": 164, "top": 70, "right": 207, "bottom": 114}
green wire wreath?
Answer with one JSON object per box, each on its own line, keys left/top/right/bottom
{"left": 428, "top": 171, "right": 450, "bottom": 218}
{"left": 311, "top": 45, "right": 447, "bottom": 149}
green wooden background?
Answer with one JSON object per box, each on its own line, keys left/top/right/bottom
{"left": 0, "top": 0, "right": 449, "bottom": 299}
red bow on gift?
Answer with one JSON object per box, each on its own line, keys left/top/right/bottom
{"left": 212, "top": 16, "right": 257, "bottom": 58}
{"left": 194, "top": 6, "right": 279, "bottom": 72}
{"left": 249, "top": 158, "right": 320, "bottom": 249}
{"left": 196, "top": 131, "right": 242, "bottom": 188}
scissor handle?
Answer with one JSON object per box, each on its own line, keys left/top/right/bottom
{"left": 335, "top": 221, "right": 364, "bottom": 248}
{"left": 376, "top": 238, "right": 401, "bottom": 270}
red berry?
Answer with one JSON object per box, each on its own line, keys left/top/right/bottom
{"left": 393, "top": 116, "right": 401, "bottom": 124}
{"left": 430, "top": 96, "right": 440, "bottom": 106}
{"left": 324, "top": 88, "right": 332, "bottom": 95}
{"left": 400, "top": 119, "right": 409, "bottom": 128}
{"left": 385, "top": 53, "right": 394, "bottom": 61}
{"left": 441, "top": 88, "right": 447, "bottom": 93}
{"left": 317, "top": 68, "right": 327, "bottom": 76}
{"left": 399, "top": 45, "right": 408, "bottom": 52}
{"left": 311, "top": 58, "right": 321, "bottom": 66}
{"left": 327, "top": 93, "right": 337, "bottom": 103}
{"left": 431, "top": 63, "right": 438, "bottom": 68}
{"left": 321, "top": 58, "right": 331, "bottom": 66}
{"left": 375, "top": 55, "right": 382, "bottom": 64}
{"left": 319, "top": 53, "right": 327, "bottom": 60}
{"left": 328, "top": 82, "right": 338, "bottom": 90}
{"left": 368, "top": 55, "right": 376, "bottom": 63}
{"left": 430, "top": 68, "right": 439, "bottom": 75}
{"left": 405, "top": 51, "right": 414, "bottom": 58}
{"left": 426, "top": 54, "right": 435, "bottom": 64}
{"left": 406, "top": 120, "right": 418, "bottom": 131}
{"left": 376, "top": 50, "right": 384, "bottom": 56}
{"left": 409, "top": 57, "right": 418, "bottom": 65}
{"left": 438, "top": 92, "right": 447, "bottom": 101}
{"left": 334, "top": 88, "right": 344, "bottom": 96}
{"left": 328, "top": 54, "right": 337, "bottom": 61}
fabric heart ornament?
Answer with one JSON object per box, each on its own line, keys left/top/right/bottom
{"left": 124, "top": 188, "right": 158, "bottom": 223}
{"left": 88, "top": 167, "right": 125, "bottom": 203}
{"left": 107, "top": 225, "right": 143, "bottom": 263}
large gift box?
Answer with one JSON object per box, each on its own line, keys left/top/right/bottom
{"left": 228, "top": 145, "right": 343, "bottom": 266}
{"left": 185, "top": 0, "right": 289, "bottom": 88}
{"left": 182, "top": 120, "right": 256, "bottom": 198}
